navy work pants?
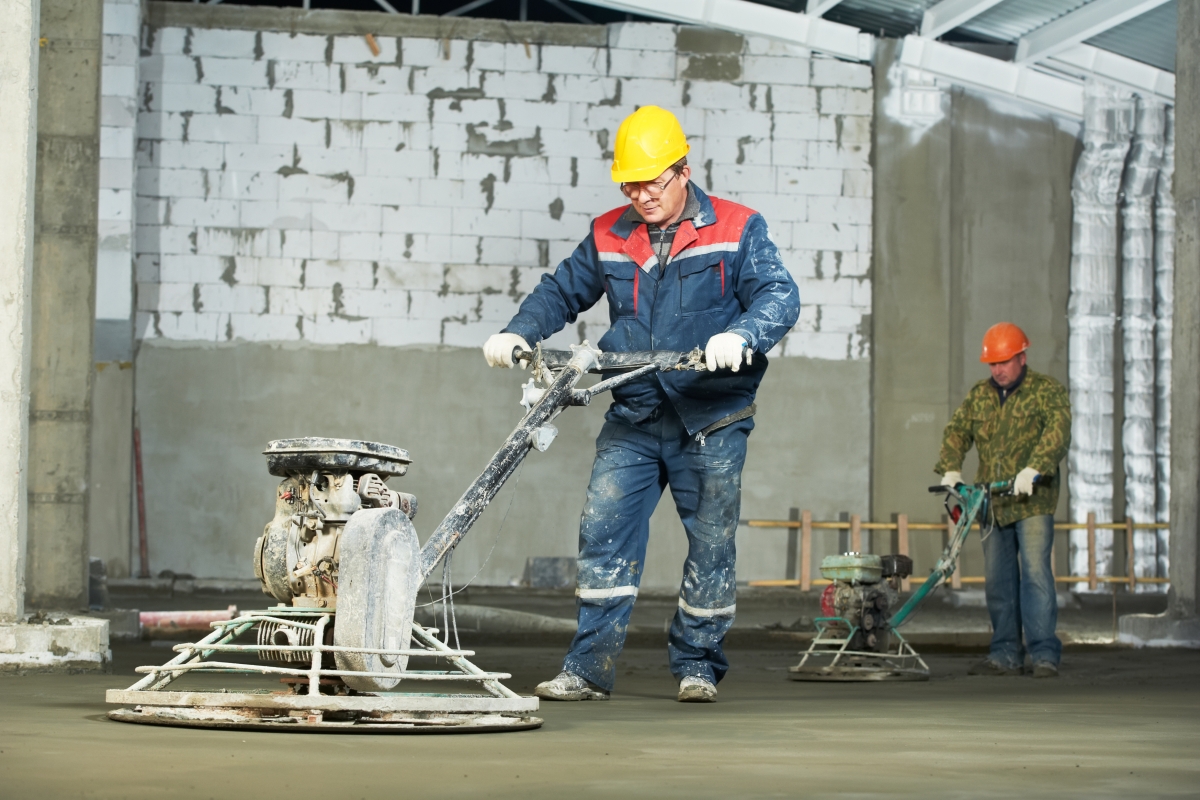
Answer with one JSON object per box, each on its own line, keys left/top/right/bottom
{"left": 562, "top": 403, "right": 751, "bottom": 691}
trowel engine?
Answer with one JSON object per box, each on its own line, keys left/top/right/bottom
{"left": 251, "top": 438, "right": 418, "bottom": 668}
{"left": 819, "top": 553, "right": 913, "bottom": 652}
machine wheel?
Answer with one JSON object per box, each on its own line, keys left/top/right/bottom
{"left": 334, "top": 507, "right": 421, "bottom": 692}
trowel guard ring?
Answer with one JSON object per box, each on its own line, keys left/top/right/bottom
{"left": 264, "top": 438, "right": 412, "bottom": 478}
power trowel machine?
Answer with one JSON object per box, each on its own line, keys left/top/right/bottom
{"left": 106, "top": 343, "right": 713, "bottom": 733}
{"left": 789, "top": 478, "right": 1017, "bottom": 682}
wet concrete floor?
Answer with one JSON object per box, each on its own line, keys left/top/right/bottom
{"left": 1, "top": 641, "right": 1197, "bottom": 798}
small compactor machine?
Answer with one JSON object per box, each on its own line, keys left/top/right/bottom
{"left": 106, "top": 343, "right": 713, "bottom": 733}
{"left": 789, "top": 479, "right": 1016, "bottom": 681}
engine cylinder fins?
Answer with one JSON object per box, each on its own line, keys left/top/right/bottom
{"left": 263, "top": 438, "right": 412, "bottom": 479}
{"left": 333, "top": 507, "right": 421, "bottom": 692}
{"left": 881, "top": 554, "right": 913, "bottom": 579}
{"left": 257, "top": 617, "right": 329, "bottom": 663}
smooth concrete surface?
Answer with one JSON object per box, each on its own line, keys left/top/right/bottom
{"left": 0, "top": 616, "right": 109, "bottom": 672}
{"left": 26, "top": 0, "right": 102, "bottom": 609}
{"left": 88, "top": 361, "right": 133, "bottom": 579}
{"left": 132, "top": 342, "right": 869, "bottom": 587}
{"left": 0, "top": 0, "right": 40, "bottom": 622}
{"left": 2, "top": 641, "right": 1198, "bottom": 798}
{"left": 871, "top": 42, "right": 1078, "bottom": 579}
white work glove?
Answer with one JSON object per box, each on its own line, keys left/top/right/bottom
{"left": 941, "top": 471, "right": 962, "bottom": 488}
{"left": 704, "top": 332, "right": 752, "bottom": 372}
{"left": 1013, "top": 467, "right": 1040, "bottom": 497}
{"left": 483, "top": 333, "right": 530, "bottom": 369}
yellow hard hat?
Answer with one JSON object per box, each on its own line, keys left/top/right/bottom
{"left": 611, "top": 106, "right": 690, "bottom": 183}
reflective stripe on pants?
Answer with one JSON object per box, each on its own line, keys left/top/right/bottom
{"left": 562, "top": 403, "right": 749, "bottom": 691}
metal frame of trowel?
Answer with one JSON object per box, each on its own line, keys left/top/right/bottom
{"left": 107, "top": 343, "right": 709, "bottom": 732}
{"left": 789, "top": 480, "right": 1013, "bottom": 682}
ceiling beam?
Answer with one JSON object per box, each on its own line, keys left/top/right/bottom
{"left": 807, "top": 0, "right": 848, "bottom": 16}
{"left": 1047, "top": 43, "right": 1174, "bottom": 102}
{"left": 920, "top": 0, "right": 1006, "bottom": 39}
{"left": 568, "top": 0, "right": 874, "bottom": 62}
{"left": 901, "top": 35, "right": 1083, "bottom": 117}
{"left": 1015, "top": 0, "right": 1172, "bottom": 64}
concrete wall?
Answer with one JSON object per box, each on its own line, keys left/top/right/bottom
{"left": 27, "top": 0, "right": 102, "bottom": 609}
{"left": 871, "top": 41, "right": 1079, "bottom": 577}
{"left": 0, "top": 0, "right": 41, "bottom": 621}
{"left": 136, "top": 342, "right": 868, "bottom": 587}
{"left": 88, "top": 0, "right": 140, "bottom": 581}
{"left": 121, "top": 5, "right": 875, "bottom": 586}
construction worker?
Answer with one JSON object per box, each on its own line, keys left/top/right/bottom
{"left": 482, "top": 106, "right": 799, "bottom": 702}
{"left": 935, "top": 323, "right": 1071, "bottom": 678}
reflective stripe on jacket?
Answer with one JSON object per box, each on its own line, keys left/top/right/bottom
{"left": 502, "top": 183, "right": 800, "bottom": 435}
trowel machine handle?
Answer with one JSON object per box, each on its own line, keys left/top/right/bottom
{"left": 891, "top": 474, "right": 1040, "bottom": 628}
{"left": 419, "top": 344, "right": 709, "bottom": 580}
{"left": 514, "top": 346, "right": 708, "bottom": 373}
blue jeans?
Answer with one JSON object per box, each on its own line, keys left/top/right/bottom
{"left": 981, "top": 514, "right": 1062, "bottom": 668}
{"left": 562, "top": 404, "right": 751, "bottom": 691}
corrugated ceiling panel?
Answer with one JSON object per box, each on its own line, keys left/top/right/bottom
{"left": 1086, "top": 0, "right": 1175, "bottom": 72}
{"left": 959, "top": 0, "right": 1089, "bottom": 42}
{"left": 822, "top": 0, "right": 937, "bottom": 38}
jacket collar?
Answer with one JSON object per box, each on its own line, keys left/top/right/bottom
{"left": 610, "top": 182, "right": 716, "bottom": 240}
{"left": 990, "top": 366, "right": 1028, "bottom": 406}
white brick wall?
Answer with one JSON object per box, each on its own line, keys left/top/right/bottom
{"left": 134, "top": 22, "right": 874, "bottom": 361}
{"left": 96, "top": 0, "right": 141, "bottom": 324}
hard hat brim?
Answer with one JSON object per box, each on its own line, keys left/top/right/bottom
{"left": 980, "top": 344, "right": 1028, "bottom": 364}
{"left": 611, "top": 142, "right": 690, "bottom": 183}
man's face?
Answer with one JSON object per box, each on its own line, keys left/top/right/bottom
{"left": 989, "top": 352, "right": 1026, "bottom": 388}
{"left": 623, "top": 165, "right": 691, "bottom": 226}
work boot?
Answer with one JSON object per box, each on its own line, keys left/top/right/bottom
{"left": 1031, "top": 662, "right": 1059, "bottom": 679}
{"left": 967, "top": 658, "right": 1022, "bottom": 676}
{"left": 534, "top": 671, "right": 610, "bottom": 701}
{"left": 677, "top": 676, "right": 717, "bottom": 703}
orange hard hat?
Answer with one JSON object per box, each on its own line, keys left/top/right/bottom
{"left": 980, "top": 323, "right": 1030, "bottom": 364}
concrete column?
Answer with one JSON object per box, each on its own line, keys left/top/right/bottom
{"left": 25, "top": 0, "right": 103, "bottom": 609}
{"left": 0, "top": 0, "right": 42, "bottom": 623}
{"left": 1168, "top": 5, "right": 1200, "bottom": 619}
{"left": 1121, "top": 5, "right": 1200, "bottom": 645}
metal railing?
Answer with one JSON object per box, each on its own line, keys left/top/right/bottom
{"left": 742, "top": 511, "right": 1170, "bottom": 592}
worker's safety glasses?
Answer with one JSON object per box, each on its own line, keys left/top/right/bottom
{"left": 620, "top": 172, "right": 678, "bottom": 199}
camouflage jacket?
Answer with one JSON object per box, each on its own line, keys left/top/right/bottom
{"left": 935, "top": 369, "right": 1071, "bottom": 526}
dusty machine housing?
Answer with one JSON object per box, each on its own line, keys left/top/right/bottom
{"left": 252, "top": 439, "right": 418, "bottom": 674}
{"left": 255, "top": 438, "right": 416, "bottom": 610}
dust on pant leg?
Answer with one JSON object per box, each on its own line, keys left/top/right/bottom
{"left": 667, "top": 430, "right": 745, "bottom": 684}
{"left": 563, "top": 434, "right": 663, "bottom": 691}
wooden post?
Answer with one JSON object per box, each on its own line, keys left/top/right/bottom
{"left": 1126, "top": 516, "right": 1136, "bottom": 592}
{"left": 1087, "top": 511, "right": 1098, "bottom": 591}
{"left": 897, "top": 514, "right": 911, "bottom": 592}
{"left": 850, "top": 514, "right": 862, "bottom": 553}
{"left": 800, "top": 510, "right": 812, "bottom": 592}
{"left": 785, "top": 507, "right": 799, "bottom": 582}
